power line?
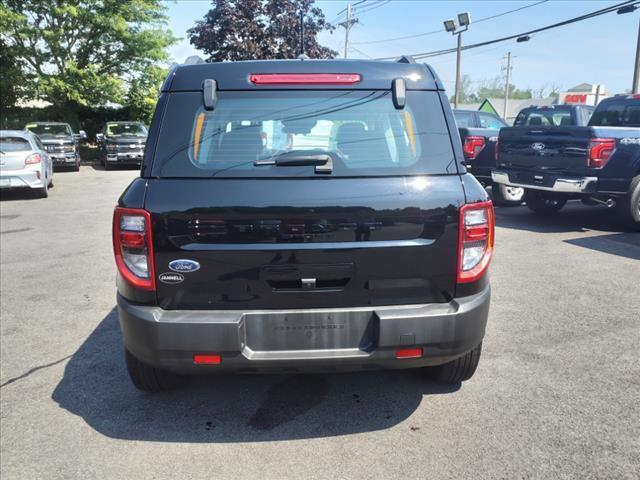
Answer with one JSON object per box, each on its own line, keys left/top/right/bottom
{"left": 377, "top": 0, "right": 638, "bottom": 60}
{"left": 353, "top": 0, "right": 549, "bottom": 45}
{"left": 354, "top": 0, "right": 391, "bottom": 16}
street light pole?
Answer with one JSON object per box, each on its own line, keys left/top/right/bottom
{"left": 454, "top": 31, "right": 462, "bottom": 109}
{"left": 444, "top": 12, "right": 470, "bottom": 109}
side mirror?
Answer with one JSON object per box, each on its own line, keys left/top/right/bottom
{"left": 96, "top": 133, "right": 104, "bottom": 144}
{"left": 79, "top": 130, "right": 87, "bottom": 139}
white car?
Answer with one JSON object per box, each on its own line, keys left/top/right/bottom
{"left": 0, "top": 130, "right": 54, "bottom": 198}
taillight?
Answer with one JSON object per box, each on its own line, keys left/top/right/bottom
{"left": 249, "top": 73, "right": 361, "bottom": 85}
{"left": 494, "top": 138, "right": 499, "bottom": 161}
{"left": 458, "top": 201, "right": 495, "bottom": 284}
{"left": 587, "top": 138, "right": 616, "bottom": 168}
{"left": 113, "top": 207, "right": 155, "bottom": 291}
{"left": 463, "top": 136, "right": 485, "bottom": 160}
{"left": 24, "top": 153, "right": 42, "bottom": 165}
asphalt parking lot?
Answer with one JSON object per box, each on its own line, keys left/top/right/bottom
{"left": 1, "top": 166, "right": 639, "bottom": 479}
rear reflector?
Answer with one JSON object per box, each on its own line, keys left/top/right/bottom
{"left": 395, "top": 347, "right": 423, "bottom": 359}
{"left": 457, "top": 201, "right": 495, "bottom": 284}
{"left": 193, "top": 354, "right": 222, "bottom": 365}
{"left": 250, "top": 73, "right": 361, "bottom": 85}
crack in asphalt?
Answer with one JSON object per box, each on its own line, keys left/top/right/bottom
{"left": 0, "top": 228, "right": 32, "bottom": 235}
{"left": 0, "top": 354, "right": 73, "bottom": 388}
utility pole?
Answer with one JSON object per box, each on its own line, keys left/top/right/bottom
{"left": 454, "top": 32, "right": 462, "bottom": 108}
{"left": 633, "top": 17, "right": 640, "bottom": 93}
{"left": 502, "top": 52, "right": 512, "bottom": 120}
{"left": 341, "top": 4, "right": 359, "bottom": 59}
{"left": 299, "top": 11, "right": 305, "bottom": 56}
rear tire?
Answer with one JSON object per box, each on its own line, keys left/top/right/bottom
{"left": 525, "top": 190, "right": 567, "bottom": 215}
{"left": 616, "top": 175, "right": 640, "bottom": 231}
{"left": 425, "top": 343, "right": 482, "bottom": 384}
{"left": 35, "top": 180, "right": 48, "bottom": 199}
{"left": 125, "top": 349, "right": 182, "bottom": 393}
{"left": 492, "top": 184, "right": 525, "bottom": 206}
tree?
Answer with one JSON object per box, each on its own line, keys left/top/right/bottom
{"left": 0, "top": 0, "right": 176, "bottom": 109}
{"left": 188, "top": 0, "right": 337, "bottom": 62}
{"left": 476, "top": 76, "right": 532, "bottom": 100}
{"left": 125, "top": 64, "right": 168, "bottom": 124}
{"left": 0, "top": 37, "right": 29, "bottom": 109}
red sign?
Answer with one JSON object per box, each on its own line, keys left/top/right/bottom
{"left": 564, "top": 94, "right": 587, "bottom": 104}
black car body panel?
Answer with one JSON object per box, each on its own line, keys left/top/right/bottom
{"left": 115, "top": 59, "right": 493, "bottom": 375}
{"left": 146, "top": 176, "right": 462, "bottom": 310}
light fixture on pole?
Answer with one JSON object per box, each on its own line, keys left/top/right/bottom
{"left": 443, "top": 12, "right": 471, "bottom": 109}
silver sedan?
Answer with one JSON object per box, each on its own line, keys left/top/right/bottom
{"left": 0, "top": 130, "right": 54, "bottom": 198}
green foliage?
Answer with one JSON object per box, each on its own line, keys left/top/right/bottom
{"left": 0, "top": 36, "right": 29, "bottom": 109}
{"left": 0, "top": 0, "right": 176, "bottom": 114}
{"left": 189, "top": 0, "right": 337, "bottom": 62}
{"left": 125, "top": 65, "right": 168, "bottom": 124}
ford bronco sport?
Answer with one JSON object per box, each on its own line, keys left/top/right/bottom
{"left": 113, "top": 58, "right": 494, "bottom": 392}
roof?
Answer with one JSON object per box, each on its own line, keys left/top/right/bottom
{"left": 26, "top": 121, "right": 70, "bottom": 125}
{"left": 162, "top": 59, "right": 444, "bottom": 92}
{"left": 567, "top": 83, "right": 594, "bottom": 92}
{"left": 0, "top": 129, "right": 35, "bottom": 139}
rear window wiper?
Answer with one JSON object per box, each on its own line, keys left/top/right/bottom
{"left": 254, "top": 149, "right": 334, "bottom": 173}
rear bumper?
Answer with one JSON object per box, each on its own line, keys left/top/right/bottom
{"left": 0, "top": 168, "right": 45, "bottom": 189}
{"left": 492, "top": 170, "right": 597, "bottom": 194}
{"left": 117, "top": 285, "right": 491, "bottom": 374}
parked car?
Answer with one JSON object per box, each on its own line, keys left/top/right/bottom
{"left": 24, "top": 122, "right": 85, "bottom": 171}
{"left": 453, "top": 109, "right": 523, "bottom": 205}
{"left": 113, "top": 58, "right": 495, "bottom": 392}
{"left": 96, "top": 122, "right": 147, "bottom": 170}
{"left": 493, "top": 95, "right": 640, "bottom": 229}
{"left": 0, "top": 130, "right": 54, "bottom": 198}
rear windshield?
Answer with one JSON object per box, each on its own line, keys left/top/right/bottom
{"left": 0, "top": 136, "right": 31, "bottom": 152}
{"left": 589, "top": 100, "right": 640, "bottom": 127}
{"left": 514, "top": 107, "right": 575, "bottom": 127}
{"left": 25, "top": 124, "right": 71, "bottom": 137}
{"left": 107, "top": 123, "right": 147, "bottom": 136}
{"left": 152, "top": 90, "right": 455, "bottom": 177}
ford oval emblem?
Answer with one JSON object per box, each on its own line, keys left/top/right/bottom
{"left": 531, "top": 142, "right": 546, "bottom": 152}
{"left": 168, "top": 259, "right": 200, "bottom": 273}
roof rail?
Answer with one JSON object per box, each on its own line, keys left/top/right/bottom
{"left": 396, "top": 56, "right": 416, "bottom": 64}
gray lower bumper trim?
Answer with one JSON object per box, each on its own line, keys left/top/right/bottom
{"left": 117, "top": 286, "right": 491, "bottom": 372}
{"left": 492, "top": 170, "right": 598, "bottom": 193}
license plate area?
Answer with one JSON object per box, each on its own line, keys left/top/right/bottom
{"left": 243, "top": 310, "right": 377, "bottom": 352}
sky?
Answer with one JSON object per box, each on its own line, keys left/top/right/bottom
{"left": 163, "top": 0, "right": 639, "bottom": 96}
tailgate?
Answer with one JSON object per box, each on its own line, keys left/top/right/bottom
{"left": 498, "top": 126, "right": 592, "bottom": 175}
{"left": 146, "top": 176, "right": 462, "bottom": 310}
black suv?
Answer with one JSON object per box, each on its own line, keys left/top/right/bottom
{"left": 113, "top": 59, "right": 494, "bottom": 392}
